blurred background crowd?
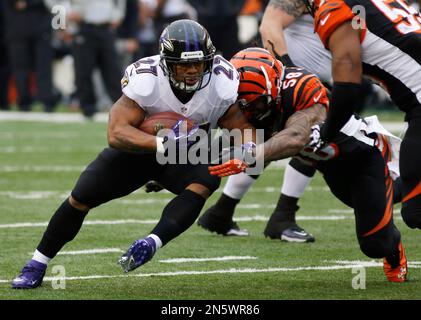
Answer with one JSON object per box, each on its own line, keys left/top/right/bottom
{"left": 0, "top": 0, "right": 419, "bottom": 118}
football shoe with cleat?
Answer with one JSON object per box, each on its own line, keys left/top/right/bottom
{"left": 264, "top": 222, "right": 315, "bottom": 243}
{"left": 12, "top": 259, "right": 47, "bottom": 289}
{"left": 198, "top": 207, "right": 249, "bottom": 236}
{"left": 118, "top": 237, "right": 156, "bottom": 272}
{"left": 383, "top": 240, "right": 408, "bottom": 282}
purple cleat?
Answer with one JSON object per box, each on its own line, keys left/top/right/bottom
{"left": 12, "top": 259, "right": 47, "bottom": 289}
{"left": 118, "top": 237, "right": 156, "bottom": 272}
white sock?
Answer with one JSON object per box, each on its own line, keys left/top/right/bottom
{"left": 281, "top": 164, "right": 313, "bottom": 198}
{"left": 147, "top": 234, "right": 163, "bottom": 251}
{"left": 223, "top": 172, "right": 256, "bottom": 200}
{"left": 32, "top": 249, "right": 51, "bottom": 265}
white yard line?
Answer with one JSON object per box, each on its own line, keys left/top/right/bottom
{"left": 0, "top": 191, "right": 69, "bottom": 199}
{"left": 29, "top": 250, "right": 256, "bottom": 261}
{"left": 328, "top": 209, "right": 354, "bottom": 214}
{"left": 159, "top": 256, "right": 258, "bottom": 263}
{"left": 0, "top": 186, "right": 330, "bottom": 200}
{"left": 0, "top": 146, "right": 101, "bottom": 153}
{"left": 0, "top": 111, "right": 108, "bottom": 123}
{"left": 57, "top": 248, "right": 124, "bottom": 255}
{"left": 0, "top": 222, "right": 49, "bottom": 228}
{"left": 328, "top": 260, "right": 421, "bottom": 268}
{"left": 3, "top": 214, "right": 405, "bottom": 229}
{"left": 3, "top": 262, "right": 420, "bottom": 284}
{"left": 0, "top": 215, "right": 355, "bottom": 229}
{"left": 0, "top": 112, "right": 407, "bottom": 134}
{"left": 0, "top": 219, "right": 158, "bottom": 228}
{"left": 0, "top": 166, "right": 85, "bottom": 172}
{"left": 327, "top": 260, "right": 382, "bottom": 266}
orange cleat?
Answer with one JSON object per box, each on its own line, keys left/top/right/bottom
{"left": 383, "top": 241, "right": 408, "bottom": 282}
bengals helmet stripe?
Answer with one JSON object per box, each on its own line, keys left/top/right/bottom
{"left": 231, "top": 56, "right": 275, "bottom": 67}
{"left": 241, "top": 47, "right": 272, "bottom": 54}
{"left": 235, "top": 66, "right": 265, "bottom": 74}
{"left": 230, "top": 47, "right": 285, "bottom": 126}
{"left": 230, "top": 48, "right": 284, "bottom": 107}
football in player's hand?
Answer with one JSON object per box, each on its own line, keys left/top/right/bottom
{"left": 138, "top": 112, "right": 194, "bottom": 136}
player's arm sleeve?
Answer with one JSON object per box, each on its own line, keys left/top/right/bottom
{"left": 314, "top": 0, "right": 356, "bottom": 49}
{"left": 320, "top": 22, "right": 362, "bottom": 142}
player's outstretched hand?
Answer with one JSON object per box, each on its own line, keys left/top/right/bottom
{"left": 208, "top": 142, "right": 256, "bottom": 177}
{"left": 209, "top": 159, "right": 249, "bottom": 177}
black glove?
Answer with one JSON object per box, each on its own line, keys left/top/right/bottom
{"left": 278, "top": 53, "right": 295, "bottom": 67}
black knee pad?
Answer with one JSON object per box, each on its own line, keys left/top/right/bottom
{"left": 359, "top": 224, "right": 399, "bottom": 259}
{"left": 289, "top": 157, "right": 317, "bottom": 177}
{"left": 186, "top": 164, "right": 221, "bottom": 194}
{"left": 71, "top": 169, "right": 103, "bottom": 208}
{"left": 401, "top": 205, "right": 421, "bottom": 229}
{"left": 393, "top": 178, "right": 402, "bottom": 204}
{"left": 359, "top": 238, "right": 390, "bottom": 259}
{"left": 196, "top": 174, "right": 221, "bottom": 194}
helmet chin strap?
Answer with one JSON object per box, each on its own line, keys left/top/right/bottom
{"left": 170, "top": 76, "right": 200, "bottom": 93}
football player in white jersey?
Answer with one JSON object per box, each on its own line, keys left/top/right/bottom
{"left": 198, "top": 0, "right": 329, "bottom": 242}
{"left": 11, "top": 20, "right": 257, "bottom": 289}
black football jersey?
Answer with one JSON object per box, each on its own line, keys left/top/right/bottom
{"left": 315, "top": 0, "right": 421, "bottom": 116}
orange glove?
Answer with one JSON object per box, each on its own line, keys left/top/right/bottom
{"left": 208, "top": 159, "right": 249, "bottom": 177}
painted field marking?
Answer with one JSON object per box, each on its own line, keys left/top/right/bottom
{"left": 0, "top": 185, "right": 331, "bottom": 200}
{"left": 57, "top": 248, "right": 124, "bottom": 255}
{"left": 159, "top": 256, "right": 258, "bottom": 263}
{"left": 0, "top": 215, "right": 354, "bottom": 229}
{"left": 2, "top": 261, "right": 419, "bottom": 284}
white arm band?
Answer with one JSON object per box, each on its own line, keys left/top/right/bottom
{"left": 156, "top": 137, "right": 165, "bottom": 154}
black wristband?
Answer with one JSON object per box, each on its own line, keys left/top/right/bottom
{"left": 280, "top": 54, "right": 295, "bottom": 67}
{"left": 273, "top": 52, "right": 295, "bottom": 67}
{"left": 321, "top": 82, "right": 362, "bottom": 141}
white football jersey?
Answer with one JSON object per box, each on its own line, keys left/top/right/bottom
{"left": 121, "top": 55, "right": 239, "bottom": 132}
{"left": 284, "top": 14, "right": 332, "bottom": 83}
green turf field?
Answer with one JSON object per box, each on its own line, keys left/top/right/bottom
{"left": 0, "top": 118, "right": 420, "bottom": 300}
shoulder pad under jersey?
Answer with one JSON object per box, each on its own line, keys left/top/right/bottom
{"left": 121, "top": 55, "right": 162, "bottom": 107}
{"left": 208, "top": 55, "right": 240, "bottom": 110}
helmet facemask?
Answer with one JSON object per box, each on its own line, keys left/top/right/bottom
{"left": 239, "top": 95, "right": 278, "bottom": 129}
{"left": 162, "top": 54, "right": 214, "bottom": 93}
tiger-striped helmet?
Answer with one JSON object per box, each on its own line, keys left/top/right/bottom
{"left": 230, "top": 47, "right": 284, "bottom": 125}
